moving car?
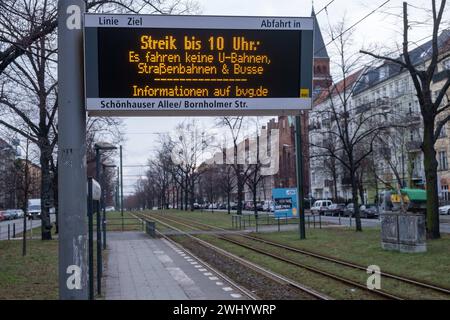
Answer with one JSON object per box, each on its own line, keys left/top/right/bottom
{"left": 310, "top": 200, "right": 333, "bottom": 215}
{"left": 439, "top": 205, "right": 450, "bottom": 215}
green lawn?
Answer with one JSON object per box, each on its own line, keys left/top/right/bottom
{"left": 0, "top": 237, "right": 107, "bottom": 300}
{"left": 0, "top": 240, "right": 58, "bottom": 299}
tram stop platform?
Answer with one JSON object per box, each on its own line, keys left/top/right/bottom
{"left": 104, "top": 231, "right": 248, "bottom": 300}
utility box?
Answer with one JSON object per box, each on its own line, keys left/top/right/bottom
{"left": 381, "top": 213, "right": 426, "bottom": 253}
{"left": 146, "top": 221, "right": 156, "bottom": 238}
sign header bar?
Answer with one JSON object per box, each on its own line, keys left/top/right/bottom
{"left": 85, "top": 14, "right": 314, "bottom": 30}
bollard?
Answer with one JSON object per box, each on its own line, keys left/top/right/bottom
{"left": 239, "top": 216, "right": 242, "bottom": 230}
{"left": 232, "top": 216, "right": 234, "bottom": 229}
{"left": 313, "top": 214, "right": 316, "bottom": 229}
{"left": 256, "top": 215, "right": 258, "bottom": 233}
{"left": 13, "top": 223, "right": 16, "bottom": 238}
{"left": 319, "top": 215, "right": 322, "bottom": 229}
{"left": 248, "top": 215, "right": 251, "bottom": 227}
{"left": 278, "top": 218, "right": 280, "bottom": 232}
{"left": 243, "top": 216, "right": 246, "bottom": 229}
{"left": 339, "top": 213, "right": 341, "bottom": 225}
{"left": 350, "top": 215, "right": 352, "bottom": 227}
{"left": 308, "top": 215, "right": 310, "bottom": 228}
{"left": 8, "top": 224, "right": 10, "bottom": 240}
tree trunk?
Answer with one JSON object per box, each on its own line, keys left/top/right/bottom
{"left": 227, "top": 191, "right": 231, "bottom": 214}
{"left": 39, "top": 141, "right": 52, "bottom": 240}
{"left": 350, "top": 168, "right": 362, "bottom": 231}
{"left": 236, "top": 165, "right": 243, "bottom": 215}
{"left": 422, "top": 118, "right": 440, "bottom": 239}
{"left": 253, "top": 187, "right": 258, "bottom": 217}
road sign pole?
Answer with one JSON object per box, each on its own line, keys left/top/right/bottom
{"left": 58, "top": 0, "right": 88, "bottom": 300}
{"left": 87, "top": 178, "right": 94, "bottom": 300}
{"left": 295, "top": 115, "right": 306, "bottom": 239}
{"left": 120, "top": 146, "right": 124, "bottom": 229}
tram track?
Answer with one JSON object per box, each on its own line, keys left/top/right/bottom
{"left": 135, "top": 212, "right": 332, "bottom": 300}
{"left": 143, "top": 212, "right": 450, "bottom": 300}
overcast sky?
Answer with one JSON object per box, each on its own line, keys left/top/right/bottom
{"left": 115, "top": 0, "right": 444, "bottom": 194}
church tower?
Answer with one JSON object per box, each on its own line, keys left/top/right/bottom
{"left": 312, "top": 7, "right": 331, "bottom": 95}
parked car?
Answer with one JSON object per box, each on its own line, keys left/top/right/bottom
{"left": 105, "top": 206, "right": 115, "bottom": 212}
{"left": 0, "top": 211, "right": 5, "bottom": 221}
{"left": 14, "top": 209, "right": 25, "bottom": 218}
{"left": 262, "top": 200, "right": 272, "bottom": 212}
{"left": 324, "top": 203, "right": 345, "bottom": 216}
{"left": 5, "top": 209, "right": 19, "bottom": 220}
{"left": 439, "top": 205, "right": 450, "bottom": 215}
{"left": 230, "top": 202, "right": 238, "bottom": 210}
{"left": 311, "top": 200, "right": 333, "bottom": 215}
{"left": 360, "top": 204, "right": 379, "bottom": 218}
{"left": 344, "top": 203, "right": 355, "bottom": 217}
{"left": 193, "top": 203, "right": 200, "bottom": 209}
{"left": 218, "top": 203, "right": 227, "bottom": 210}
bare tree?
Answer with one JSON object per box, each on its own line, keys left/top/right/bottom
{"left": 361, "top": 1, "right": 450, "bottom": 239}
{"left": 310, "top": 20, "right": 392, "bottom": 232}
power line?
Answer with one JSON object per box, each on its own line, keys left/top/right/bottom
{"left": 316, "top": 0, "right": 336, "bottom": 15}
{"left": 315, "top": 0, "right": 391, "bottom": 55}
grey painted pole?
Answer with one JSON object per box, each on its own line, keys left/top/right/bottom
{"left": 58, "top": 0, "right": 88, "bottom": 300}
{"left": 120, "top": 146, "right": 124, "bottom": 226}
{"left": 95, "top": 151, "right": 102, "bottom": 295}
{"left": 295, "top": 115, "right": 306, "bottom": 239}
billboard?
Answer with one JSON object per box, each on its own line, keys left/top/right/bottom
{"left": 272, "top": 188, "right": 298, "bottom": 219}
{"left": 84, "top": 14, "right": 314, "bottom": 116}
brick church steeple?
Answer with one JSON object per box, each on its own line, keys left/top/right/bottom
{"left": 312, "top": 6, "right": 331, "bottom": 95}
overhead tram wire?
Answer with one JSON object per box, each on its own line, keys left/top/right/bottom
{"left": 314, "top": 0, "right": 391, "bottom": 56}
{"left": 315, "top": 0, "right": 336, "bottom": 15}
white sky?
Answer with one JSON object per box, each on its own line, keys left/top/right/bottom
{"left": 116, "top": 0, "right": 443, "bottom": 194}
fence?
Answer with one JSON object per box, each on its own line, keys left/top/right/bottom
{"left": 232, "top": 213, "right": 327, "bottom": 232}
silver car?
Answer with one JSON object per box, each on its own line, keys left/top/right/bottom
{"left": 439, "top": 205, "right": 450, "bottom": 215}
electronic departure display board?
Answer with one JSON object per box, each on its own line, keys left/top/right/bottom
{"left": 84, "top": 14, "right": 314, "bottom": 116}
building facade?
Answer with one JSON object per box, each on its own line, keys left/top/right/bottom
{"left": 309, "top": 29, "right": 450, "bottom": 204}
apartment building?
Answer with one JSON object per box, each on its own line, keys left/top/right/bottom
{"left": 309, "top": 29, "right": 450, "bottom": 203}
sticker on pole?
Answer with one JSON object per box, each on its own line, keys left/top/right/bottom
{"left": 84, "top": 14, "right": 314, "bottom": 116}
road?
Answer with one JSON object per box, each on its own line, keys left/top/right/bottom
{"left": 0, "top": 215, "right": 56, "bottom": 240}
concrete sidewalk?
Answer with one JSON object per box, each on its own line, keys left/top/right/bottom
{"left": 104, "top": 232, "right": 248, "bottom": 300}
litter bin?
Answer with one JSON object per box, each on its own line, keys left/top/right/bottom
{"left": 146, "top": 221, "right": 156, "bottom": 238}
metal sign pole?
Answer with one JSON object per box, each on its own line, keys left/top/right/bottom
{"left": 58, "top": 0, "right": 88, "bottom": 300}
{"left": 295, "top": 115, "right": 306, "bottom": 239}
{"left": 120, "top": 146, "right": 124, "bottom": 229}
{"left": 87, "top": 178, "right": 94, "bottom": 300}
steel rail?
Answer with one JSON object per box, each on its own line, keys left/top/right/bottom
{"left": 163, "top": 213, "right": 450, "bottom": 297}
{"left": 147, "top": 213, "right": 402, "bottom": 300}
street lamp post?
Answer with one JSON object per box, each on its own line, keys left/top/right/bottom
{"left": 94, "top": 142, "right": 117, "bottom": 296}
{"left": 102, "top": 163, "right": 116, "bottom": 250}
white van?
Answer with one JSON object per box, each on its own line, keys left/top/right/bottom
{"left": 27, "top": 199, "right": 41, "bottom": 220}
{"left": 311, "top": 200, "right": 333, "bottom": 215}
